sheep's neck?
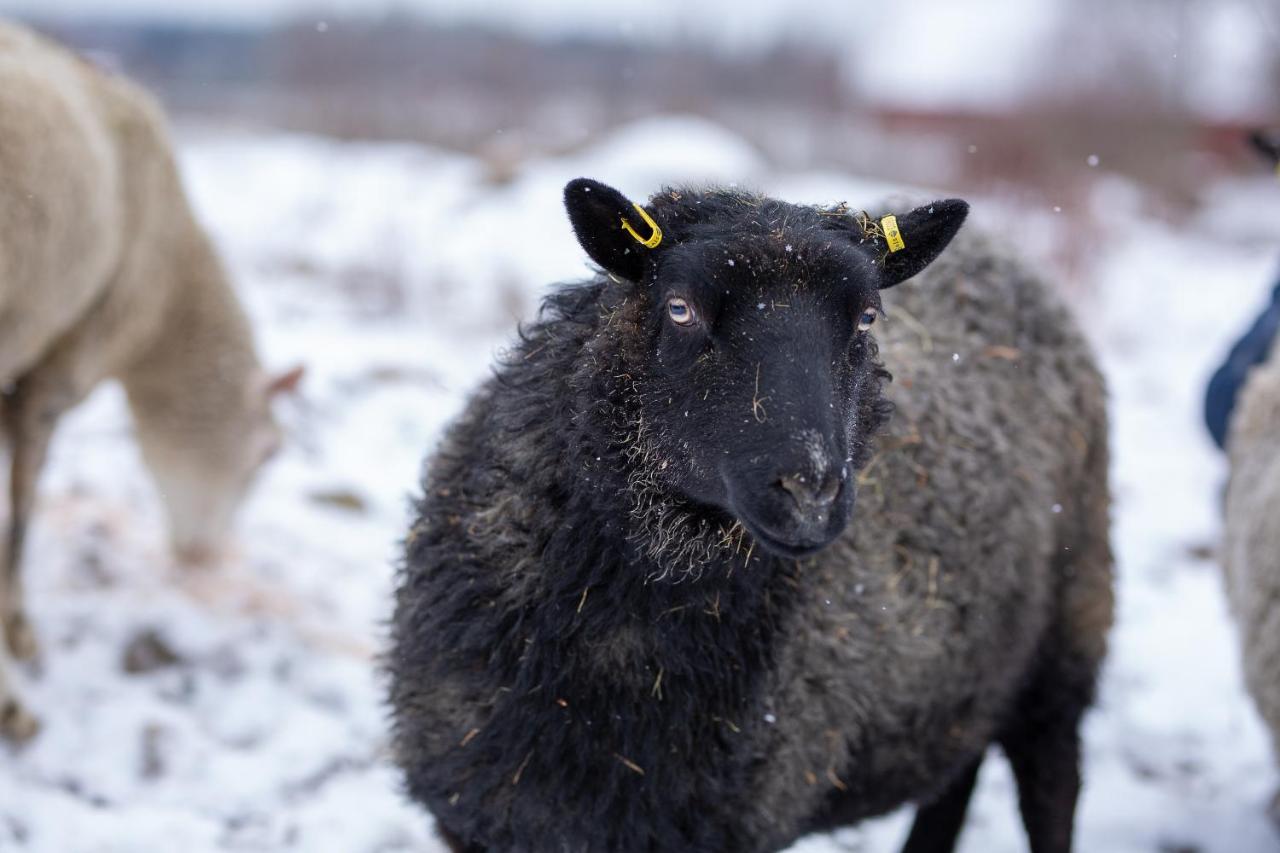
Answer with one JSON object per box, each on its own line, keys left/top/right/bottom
{"left": 121, "top": 233, "right": 261, "bottom": 439}
{"left": 534, "top": 454, "right": 799, "bottom": 702}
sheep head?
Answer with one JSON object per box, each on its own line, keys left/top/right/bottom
{"left": 134, "top": 364, "right": 304, "bottom": 565}
{"left": 565, "top": 179, "right": 967, "bottom": 559}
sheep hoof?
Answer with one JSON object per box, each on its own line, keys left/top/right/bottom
{"left": 5, "top": 612, "right": 39, "bottom": 662}
{"left": 0, "top": 696, "right": 39, "bottom": 743}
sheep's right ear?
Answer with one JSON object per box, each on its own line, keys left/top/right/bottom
{"left": 265, "top": 365, "right": 305, "bottom": 398}
{"left": 564, "top": 178, "right": 662, "bottom": 282}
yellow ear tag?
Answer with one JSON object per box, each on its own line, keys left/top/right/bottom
{"left": 621, "top": 203, "right": 663, "bottom": 249}
{"left": 880, "top": 214, "right": 905, "bottom": 253}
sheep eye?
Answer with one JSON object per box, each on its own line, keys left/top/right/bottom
{"left": 667, "top": 297, "right": 696, "bottom": 326}
{"left": 857, "top": 307, "right": 878, "bottom": 332}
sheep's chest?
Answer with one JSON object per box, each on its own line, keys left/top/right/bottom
{"left": 594, "top": 520, "right": 1054, "bottom": 853}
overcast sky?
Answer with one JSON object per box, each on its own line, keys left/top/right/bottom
{"left": 4, "top": 0, "right": 1276, "bottom": 117}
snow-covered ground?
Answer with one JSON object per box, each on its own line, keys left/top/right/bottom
{"left": 2, "top": 116, "right": 1280, "bottom": 852}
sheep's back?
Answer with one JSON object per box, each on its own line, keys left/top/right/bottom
{"left": 0, "top": 21, "right": 183, "bottom": 383}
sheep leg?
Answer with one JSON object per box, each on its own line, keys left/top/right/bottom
{"left": 0, "top": 377, "right": 60, "bottom": 662}
{"left": 899, "top": 756, "right": 981, "bottom": 853}
{"left": 0, "top": 375, "right": 64, "bottom": 742}
{"left": 0, "top": 664, "right": 39, "bottom": 742}
{"left": 0, "top": 387, "right": 41, "bottom": 740}
{"left": 998, "top": 668, "right": 1089, "bottom": 853}
{"left": 999, "top": 401, "right": 1110, "bottom": 853}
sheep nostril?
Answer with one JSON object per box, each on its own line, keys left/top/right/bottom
{"left": 779, "top": 472, "right": 839, "bottom": 512}
{"left": 815, "top": 473, "right": 839, "bottom": 503}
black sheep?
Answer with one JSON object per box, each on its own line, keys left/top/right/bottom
{"left": 389, "top": 179, "right": 1113, "bottom": 853}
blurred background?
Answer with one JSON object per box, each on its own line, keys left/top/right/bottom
{"left": 1, "top": 1, "right": 1279, "bottom": 851}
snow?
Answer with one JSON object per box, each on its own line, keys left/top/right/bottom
{"left": 3, "top": 115, "right": 1280, "bottom": 851}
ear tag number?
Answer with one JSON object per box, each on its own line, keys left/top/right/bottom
{"left": 621, "top": 203, "right": 663, "bottom": 249}
{"left": 880, "top": 215, "right": 905, "bottom": 253}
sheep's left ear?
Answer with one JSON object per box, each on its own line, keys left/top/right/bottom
{"left": 867, "top": 199, "right": 969, "bottom": 289}
{"left": 564, "top": 178, "right": 663, "bottom": 282}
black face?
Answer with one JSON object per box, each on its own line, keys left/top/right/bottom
{"left": 565, "top": 180, "right": 968, "bottom": 558}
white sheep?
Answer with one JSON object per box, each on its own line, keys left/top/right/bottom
{"left": 1224, "top": 345, "right": 1280, "bottom": 822}
{"left": 0, "top": 21, "right": 299, "bottom": 741}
